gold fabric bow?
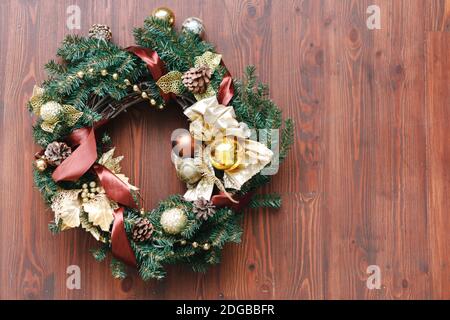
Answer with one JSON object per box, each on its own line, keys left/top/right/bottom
{"left": 156, "top": 51, "right": 222, "bottom": 101}
{"left": 181, "top": 96, "right": 273, "bottom": 201}
{"left": 29, "top": 85, "right": 83, "bottom": 133}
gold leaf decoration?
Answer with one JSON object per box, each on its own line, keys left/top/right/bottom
{"left": 194, "top": 51, "right": 222, "bottom": 72}
{"left": 98, "top": 147, "right": 124, "bottom": 173}
{"left": 80, "top": 212, "right": 107, "bottom": 243}
{"left": 62, "top": 104, "right": 83, "bottom": 127}
{"left": 156, "top": 71, "right": 183, "bottom": 94}
{"left": 30, "top": 85, "right": 45, "bottom": 116}
{"left": 83, "top": 194, "right": 115, "bottom": 232}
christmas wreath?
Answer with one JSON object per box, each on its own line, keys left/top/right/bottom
{"left": 29, "top": 8, "right": 294, "bottom": 280}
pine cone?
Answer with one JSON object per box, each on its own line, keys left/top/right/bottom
{"left": 193, "top": 198, "right": 216, "bottom": 220}
{"left": 44, "top": 142, "right": 72, "bottom": 166}
{"left": 88, "top": 24, "right": 112, "bottom": 41}
{"left": 132, "top": 218, "right": 154, "bottom": 242}
{"left": 182, "top": 66, "right": 212, "bottom": 94}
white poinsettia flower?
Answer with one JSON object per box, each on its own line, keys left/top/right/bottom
{"left": 51, "top": 189, "right": 82, "bottom": 230}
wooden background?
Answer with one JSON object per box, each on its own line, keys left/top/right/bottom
{"left": 0, "top": 0, "right": 448, "bottom": 300}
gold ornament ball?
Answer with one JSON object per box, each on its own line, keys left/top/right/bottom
{"left": 35, "top": 158, "right": 47, "bottom": 172}
{"left": 150, "top": 98, "right": 157, "bottom": 106}
{"left": 192, "top": 242, "right": 199, "bottom": 248}
{"left": 203, "top": 243, "right": 210, "bottom": 250}
{"left": 160, "top": 208, "right": 187, "bottom": 235}
{"left": 82, "top": 183, "right": 88, "bottom": 189}
{"left": 158, "top": 104, "right": 164, "bottom": 110}
{"left": 180, "top": 240, "right": 187, "bottom": 245}
{"left": 89, "top": 181, "right": 96, "bottom": 188}
{"left": 209, "top": 137, "right": 244, "bottom": 171}
{"left": 76, "top": 71, "right": 85, "bottom": 79}
{"left": 141, "top": 91, "right": 148, "bottom": 99}
{"left": 88, "top": 68, "right": 94, "bottom": 74}
{"left": 40, "top": 101, "right": 63, "bottom": 123}
{"left": 152, "top": 7, "right": 175, "bottom": 26}
{"left": 112, "top": 73, "right": 119, "bottom": 80}
{"left": 176, "top": 158, "right": 202, "bottom": 185}
{"left": 133, "top": 85, "right": 140, "bottom": 92}
{"left": 181, "top": 17, "right": 205, "bottom": 37}
{"left": 124, "top": 79, "right": 131, "bottom": 86}
{"left": 101, "top": 69, "right": 108, "bottom": 76}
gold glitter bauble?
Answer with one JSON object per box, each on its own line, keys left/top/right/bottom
{"left": 40, "top": 101, "right": 63, "bottom": 123}
{"left": 160, "top": 208, "right": 187, "bottom": 235}
{"left": 209, "top": 137, "right": 244, "bottom": 171}
{"left": 35, "top": 158, "right": 47, "bottom": 172}
{"left": 176, "top": 158, "right": 202, "bottom": 185}
{"left": 152, "top": 7, "right": 175, "bottom": 26}
{"left": 181, "top": 17, "right": 205, "bottom": 37}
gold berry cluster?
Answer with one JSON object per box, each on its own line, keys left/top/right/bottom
{"left": 179, "top": 239, "right": 211, "bottom": 251}
{"left": 80, "top": 181, "right": 105, "bottom": 203}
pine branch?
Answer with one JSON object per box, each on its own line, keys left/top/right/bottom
{"left": 91, "top": 243, "right": 110, "bottom": 262}
{"left": 110, "top": 257, "right": 127, "bottom": 280}
{"left": 249, "top": 194, "right": 282, "bottom": 209}
{"left": 280, "top": 119, "right": 294, "bottom": 162}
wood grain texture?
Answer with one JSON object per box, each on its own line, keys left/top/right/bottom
{"left": 426, "top": 32, "right": 450, "bottom": 300}
{"left": 0, "top": 0, "right": 448, "bottom": 299}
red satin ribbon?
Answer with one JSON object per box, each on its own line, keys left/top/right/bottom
{"left": 112, "top": 207, "right": 137, "bottom": 267}
{"left": 212, "top": 191, "right": 254, "bottom": 212}
{"left": 126, "top": 46, "right": 172, "bottom": 102}
{"left": 93, "top": 164, "right": 137, "bottom": 209}
{"left": 217, "top": 62, "right": 235, "bottom": 106}
{"left": 52, "top": 127, "right": 97, "bottom": 182}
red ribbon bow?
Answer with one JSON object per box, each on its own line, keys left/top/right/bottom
{"left": 52, "top": 126, "right": 138, "bottom": 266}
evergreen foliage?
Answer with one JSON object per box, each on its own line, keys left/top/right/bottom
{"left": 30, "top": 17, "right": 294, "bottom": 280}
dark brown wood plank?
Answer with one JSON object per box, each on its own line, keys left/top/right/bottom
{"left": 425, "top": 32, "right": 450, "bottom": 300}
